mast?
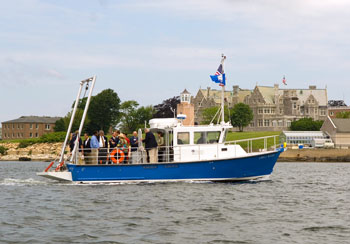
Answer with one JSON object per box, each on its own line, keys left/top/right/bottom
{"left": 220, "top": 54, "right": 226, "bottom": 124}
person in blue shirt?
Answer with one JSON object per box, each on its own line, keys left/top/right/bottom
{"left": 90, "top": 131, "right": 99, "bottom": 164}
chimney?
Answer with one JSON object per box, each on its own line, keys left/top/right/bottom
{"left": 309, "top": 85, "right": 316, "bottom": 90}
{"left": 207, "top": 87, "right": 211, "bottom": 98}
{"left": 233, "top": 85, "right": 239, "bottom": 95}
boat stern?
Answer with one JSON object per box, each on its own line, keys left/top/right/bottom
{"left": 36, "top": 171, "right": 73, "bottom": 182}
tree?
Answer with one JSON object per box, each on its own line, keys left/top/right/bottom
{"left": 201, "top": 106, "right": 231, "bottom": 125}
{"left": 336, "top": 111, "right": 350, "bottom": 118}
{"left": 119, "top": 100, "right": 154, "bottom": 134}
{"left": 87, "top": 89, "right": 121, "bottom": 133}
{"left": 153, "top": 96, "right": 180, "bottom": 118}
{"left": 54, "top": 109, "right": 90, "bottom": 133}
{"left": 290, "top": 118, "right": 323, "bottom": 131}
{"left": 230, "top": 103, "right": 253, "bottom": 132}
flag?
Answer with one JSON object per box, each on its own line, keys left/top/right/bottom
{"left": 282, "top": 76, "right": 287, "bottom": 85}
{"left": 210, "top": 63, "right": 226, "bottom": 86}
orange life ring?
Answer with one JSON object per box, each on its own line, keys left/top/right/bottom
{"left": 110, "top": 148, "right": 125, "bottom": 164}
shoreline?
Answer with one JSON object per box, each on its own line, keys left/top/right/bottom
{"left": 1, "top": 142, "right": 350, "bottom": 162}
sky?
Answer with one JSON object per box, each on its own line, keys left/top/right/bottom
{"left": 1, "top": 0, "right": 350, "bottom": 123}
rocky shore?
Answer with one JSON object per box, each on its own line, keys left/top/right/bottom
{"left": 0, "top": 142, "right": 65, "bottom": 161}
{"left": 1, "top": 142, "right": 350, "bottom": 162}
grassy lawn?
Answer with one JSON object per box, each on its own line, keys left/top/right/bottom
{"left": 226, "top": 131, "right": 281, "bottom": 151}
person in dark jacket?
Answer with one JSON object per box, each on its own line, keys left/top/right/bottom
{"left": 69, "top": 131, "right": 82, "bottom": 153}
{"left": 142, "top": 128, "right": 158, "bottom": 163}
{"left": 83, "top": 133, "right": 92, "bottom": 164}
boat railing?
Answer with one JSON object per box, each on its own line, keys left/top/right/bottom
{"left": 225, "top": 135, "right": 279, "bottom": 154}
{"left": 68, "top": 135, "right": 280, "bottom": 165}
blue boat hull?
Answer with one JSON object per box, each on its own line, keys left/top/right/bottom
{"left": 66, "top": 150, "right": 282, "bottom": 183}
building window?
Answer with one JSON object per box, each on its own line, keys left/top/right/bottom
{"left": 17, "top": 124, "right": 20, "bottom": 129}
{"left": 21, "top": 124, "right": 24, "bottom": 129}
{"left": 17, "top": 133, "right": 20, "bottom": 138}
{"left": 36, "top": 124, "right": 38, "bottom": 129}
{"left": 45, "top": 124, "right": 50, "bottom": 130}
{"left": 30, "top": 124, "right": 33, "bottom": 129}
{"left": 320, "top": 109, "right": 326, "bottom": 116}
{"left": 258, "top": 119, "right": 263, "bottom": 127}
{"left": 21, "top": 133, "right": 24, "bottom": 137}
{"left": 30, "top": 133, "right": 33, "bottom": 138}
{"left": 12, "top": 124, "right": 14, "bottom": 129}
{"left": 330, "top": 111, "right": 334, "bottom": 116}
{"left": 35, "top": 133, "right": 38, "bottom": 137}
{"left": 293, "top": 102, "right": 297, "bottom": 109}
{"left": 264, "top": 119, "right": 270, "bottom": 127}
{"left": 280, "top": 108, "right": 283, "bottom": 114}
{"left": 258, "top": 108, "right": 263, "bottom": 114}
{"left": 4, "top": 133, "right": 6, "bottom": 138}
{"left": 12, "top": 133, "right": 15, "bottom": 137}
{"left": 271, "top": 108, "right": 275, "bottom": 114}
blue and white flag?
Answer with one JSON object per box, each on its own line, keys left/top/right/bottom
{"left": 210, "top": 63, "right": 226, "bottom": 86}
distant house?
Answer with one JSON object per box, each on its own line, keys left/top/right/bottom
{"left": 1, "top": 116, "right": 61, "bottom": 140}
{"left": 321, "top": 116, "right": 350, "bottom": 148}
{"left": 328, "top": 106, "right": 350, "bottom": 118}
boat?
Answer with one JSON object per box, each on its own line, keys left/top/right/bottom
{"left": 37, "top": 57, "right": 284, "bottom": 183}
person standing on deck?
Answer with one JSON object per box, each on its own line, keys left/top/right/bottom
{"left": 129, "top": 131, "right": 139, "bottom": 164}
{"left": 157, "top": 132, "right": 165, "bottom": 162}
{"left": 98, "top": 130, "right": 108, "bottom": 164}
{"left": 90, "top": 131, "right": 99, "bottom": 164}
{"left": 83, "top": 133, "right": 92, "bottom": 164}
{"left": 109, "top": 131, "right": 119, "bottom": 149}
{"left": 143, "top": 128, "right": 158, "bottom": 163}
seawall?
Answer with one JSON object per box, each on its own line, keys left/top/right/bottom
{"left": 278, "top": 148, "right": 350, "bottom": 162}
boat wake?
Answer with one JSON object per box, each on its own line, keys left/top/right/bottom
{"left": 0, "top": 178, "right": 48, "bottom": 186}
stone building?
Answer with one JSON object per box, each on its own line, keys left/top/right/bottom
{"left": 191, "top": 84, "right": 328, "bottom": 131}
{"left": 244, "top": 85, "right": 328, "bottom": 131}
{"left": 1, "top": 116, "right": 61, "bottom": 140}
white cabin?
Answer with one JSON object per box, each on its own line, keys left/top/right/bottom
{"left": 149, "top": 118, "right": 247, "bottom": 162}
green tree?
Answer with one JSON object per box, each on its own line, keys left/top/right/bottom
{"left": 230, "top": 103, "right": 253, "bottom": 132}
{"left": 201, "top": 106, "right": 231, "bottom": 125}
{"left": 290, "top": 118, "right": 323, "bottom": 131}
{"left": 87, "top": 89, "right": 121, "bottom": 133}
{"left": 54, "top": 109, "right": 90, "bottom": 133}
{"left": 120, "top": 100, "right": 154, "bottom": 134}
{"left": 336, "top": 111, "right": 350, "bottom": 118}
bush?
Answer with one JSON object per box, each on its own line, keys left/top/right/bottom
{"left": 39, "top": 132, "right": 66, "bottom": 143}
{"left": 0, "top": 145, "right": 8, "bottom": 155}
{"left": 290, "top": 118, "right": 323, "bottom": 131}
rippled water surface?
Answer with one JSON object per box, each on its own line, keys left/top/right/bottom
{"left": 0, "top": 161, "right": 349, "bottom": 244}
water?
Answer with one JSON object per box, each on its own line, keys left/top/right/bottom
{"left": 0, "top": 162, "right": 349, "bottom": 244}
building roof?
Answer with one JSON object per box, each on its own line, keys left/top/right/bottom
{"left": 2, "top": 116, "right": 61, "bottom": 124}
{"left": 257, "top": 86, "right": 275, "bottom": 104}
{"left": 256, "top": 86, "right": 327, "bottom": 106}
{"left": 199, "top": 89, "right": 232, "bottom": 104}
{"left": 331, "top": 118, "right": 350, "bottom": 133}
{"left": 282, "top": 131, "right": 326, "bottom": 137}
{"left": 181, "top": 89, "right": 190, "bottom": 94}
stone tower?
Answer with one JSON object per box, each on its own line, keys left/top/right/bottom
{"left": 177, "top": 89, "right": 195, "bottom": 125}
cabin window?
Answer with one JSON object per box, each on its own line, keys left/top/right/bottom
{"left": 194, "top": 131, "right": 221, "bottom": 144}
{"left": 177, "top": 132, "right": 189, "bottom": 145}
